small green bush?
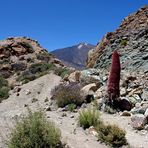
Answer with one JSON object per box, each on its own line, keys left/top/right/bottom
{"left": 21, "top": 42, "right": 34, "bottom": 53}
{"left": 17, "top": 72, "right": 36, "bottom": 84}
{"left": 120, "top": 39, "right": 127, "bottom": 47}
{"left": 36, "top": 52, "right": 51, "bottom": 62}
{"left": 0, "top": 87, "right": 10, "bottom": 102}
{"left": 17, "top": 62, "right": 55, "bottom": 84}
{"left": 8, "top": 110, "right": 64, "bottom": 148}
{"left": 96, "top": 124, "right": 127, "bottom": 147}
{"left": 0, "top": 76, "right": 10, "bottom": 102}
{"left": 78, "top": 108, "right": 101, "bottom": 129}
{"left": 52, "top": 83, "right": 84, "bottom": 108}
{"left": 67, "top": 103, "right": 76, "bottom": 112}
{"left": 0, "top": 59, "right": 10, "bottom": 64}
{"left": 54, "top": 68, "right": 70, "bottom": 78}
{"left": 0, "top": 76, "right": 9, "bottom": 88}
{"left": 29, "top": 62, "right": 55, "bottom": 74}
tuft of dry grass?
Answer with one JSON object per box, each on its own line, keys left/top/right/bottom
{"left": 78, "top": 108, "right": 101, "bottom": 129}
{"left": 96, "top": 123, "right": 127, "bottom": 147}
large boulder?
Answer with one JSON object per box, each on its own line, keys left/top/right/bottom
{"left": 118, "top": 99, "right": 132, "bottom": 111}
{"left": 131, "top": 114, "right": 147, "bottom": 130}
{"left": 141, "top": 89, "right": 148, "bottom": 101}
{"left": 144, "top": 108, "right": 148, "bottom": 118}
{"left": 80, "top": 69, "right": 103, "bottom": 86}
{"left": 67, "top": 71, "right": 81, "bottom": 82}
{"left": 81, "top": 83, "right": 98, "bottom": 103}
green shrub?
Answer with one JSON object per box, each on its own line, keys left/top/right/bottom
{"left": 78, "top": 108, "right": 101, "bottom": 129}
{"left": 52, "top": 83, "right": 84, "bottom": 108}
{"left": 0, "top": 76, "right": 9, "bottom": 88}
{"left": 0, "top": 76, "right": 10, "bottom": 102}
{"left": 29, "top": 62, "right": 55, "bottom": 74}
{"left": 8, "top": 110, "right": 64, "bottom": 148}
{"left": 36, "top": 52, "right": 51, "bottom": 62}
{"left": 17, "top": 62, "right": 55, "bottom": 84}
{"left": 96, "top": 123, "right": 127, "bottom": 147}
{"left": 21, "top": 42, "right": 34, "bottom": 53}
{"left": 120, "top": 39, "right": 127, "bottom": 47}
{"left": 0, "top": 87, "right": 10, "bottom": 102}
{"left": 0, "top": 59, "right": 10, "bottom": 64}
{"left": 54, "top": 68, "right": 70, "bottom": 78}
{"left": 17, "top": 72, "right": 36, "bottom": 84}
{"left": 67, "top": 103, "right": 77, "bottom": 112}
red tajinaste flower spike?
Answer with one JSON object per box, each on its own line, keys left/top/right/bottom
{"left": 107, "top": 50, "right": 121, "bottom": 101}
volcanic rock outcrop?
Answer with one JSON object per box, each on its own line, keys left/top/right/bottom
{"left": 0, "top": 37, "right": 64, "bottom": 86}
{"left": 87, "top": 6, "right": 148, "bottom": 74}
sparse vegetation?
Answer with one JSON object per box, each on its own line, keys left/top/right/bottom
{"left": 67, "top": 103, "right": 77, "bottom": 112}
{"left": 52, "top": 82, "right": 84, "bottom": 107}
{"left": 78, "top": 107, "right": 127, "bottom": 147}
{"left": 0, "top": 59, "right": 10, "bottom": 64}
{"left": 8, "top": 110, "right": 64, "bottom": 148}
{"left": 78, "top": 108, "right": 101, "bottom": 129}
{"left": 21, "top": 42, "right": 34, "bottom": 53}
{"left": 0, "top": 76, "right": 9, "bottom": 87}
{"left": 29, "top": 62, "right": 55, "bottom": 74}
{"left": 96, "top": 123, "right": 127, "bottom": 147}
{"left": 54, "top": 67, "right": 70, "bottom": 78}
{"left": 17, "top": 62, "right": 55, "bottom": 84}
{"left": 0, "top": 76, "right": 10, "bottom": 102}
{"left": 36, "top": 52, "right": 51, "bottom": 62}
{"left": 120, "top": 39, "right": 128, "bottom": 47}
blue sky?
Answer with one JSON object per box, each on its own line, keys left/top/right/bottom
{"left": 0, "top": 0, "right": 147, "bottom": 51}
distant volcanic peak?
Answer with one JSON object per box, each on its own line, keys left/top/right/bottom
{"left": 78, "top": 42, "right": 88, "bottom": 46}
{"left": 77, "top": 43, "right": 86, "bottom": 49}
{"left": 51, "top": 42, "right": 95, "bottom": 69}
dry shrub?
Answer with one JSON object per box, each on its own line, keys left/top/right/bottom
{"left": 8, "top": 110, "right": 64, "bottom": 148}
{"left": 52, "top": 82, "right": 84, "bottom": 107}
{"left": 96, "top": 123, "right": 127, "bottom": 147}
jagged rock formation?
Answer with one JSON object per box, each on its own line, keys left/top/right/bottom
{"left": 0, "top": 37, "right": 64, "bottom": 86}
{"left": 51, "top": 43, "right": 94, "bottom": 69}
{"left": 87, "top": 6, "right": 148, "bottom": 74}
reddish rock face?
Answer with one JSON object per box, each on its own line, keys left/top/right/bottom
{"left": 107, "top": 50, "right": 121, "bottom": 101}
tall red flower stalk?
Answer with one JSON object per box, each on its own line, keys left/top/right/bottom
{"left": 107, "top": 50, "right": 121, "bottom": 102}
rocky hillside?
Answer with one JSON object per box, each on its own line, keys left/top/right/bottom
{"left": 51, "top": 43, "right": 94, "bottom": 69}
{"left": 0, "top": 37, "right": 65, "bottom": 87}
{"left": 87, "top": 5, "right": 148, "bottom": 74}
